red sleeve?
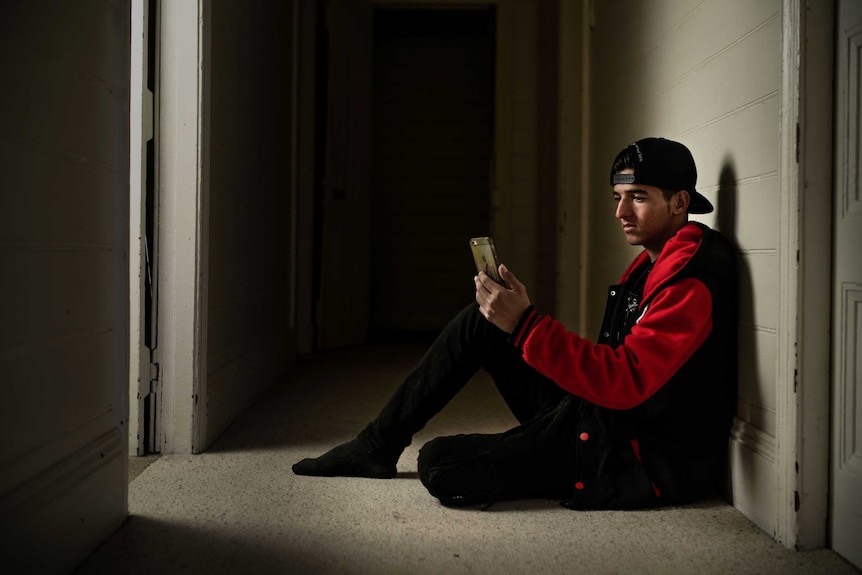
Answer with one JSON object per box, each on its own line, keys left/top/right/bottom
{"left": 519, "top": 277, "right": 713, "bottom": 409}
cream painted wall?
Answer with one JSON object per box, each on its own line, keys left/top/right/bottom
{"left": 579, "top": 0, "right": 783, "bottom": 537}
{"left": 0, "top": 1, "right": 129, "bottom": 570}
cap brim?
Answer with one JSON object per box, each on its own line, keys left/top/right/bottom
{"left": 688, "top": 190, "right": 713, "bottom": 214}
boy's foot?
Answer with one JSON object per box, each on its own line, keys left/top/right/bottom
{"left": 292, "top": 436, "right": 397, "bottom": 478}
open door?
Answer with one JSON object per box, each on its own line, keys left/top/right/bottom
{"left": 316, "top": 0, "right": 373, "bottom": 349}
{"left": 831, "top": 0, "right": 862, "bottom": 568}
{"left": 130, "top": 0, "right": 161, "bottom": 456}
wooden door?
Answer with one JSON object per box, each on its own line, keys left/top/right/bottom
{"left": 831, "top": 0, "right": 862, "bottom": 568}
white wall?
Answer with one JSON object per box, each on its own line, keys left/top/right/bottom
{"left": 0, "top": 1, "right": 130, "bottom": 570}
{"left": 578, "top": 0, "right": 784, "bottom": 537}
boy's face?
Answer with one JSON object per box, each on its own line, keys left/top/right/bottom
{"left": 612, "top": 169, "right": 687, "bottom": 260}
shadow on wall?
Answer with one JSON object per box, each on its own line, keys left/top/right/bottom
{"left": 716, "top": 157, "right": 757, "bottom": 504}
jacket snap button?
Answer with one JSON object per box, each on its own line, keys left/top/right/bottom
{"left": 579, "top": 432, "right": 589, "bottom": 441}
{"left": 575, "top": 482, "right": 585, "bottom": 490}
{"left": 603, "top": 332, "right": 610, "bottom": 338}
{"left": 610, "top": 290, "right": 617, "bottom": 296}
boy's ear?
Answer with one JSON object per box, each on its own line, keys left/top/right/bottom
{"left": 673, "top": 190, "right": 691, "bottom": 214}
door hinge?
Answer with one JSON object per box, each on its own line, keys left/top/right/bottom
{"left": 146, "top": 361, "right": 161, "bottom": 455}
{"left": 150, "top": 362, "right": 160, "bottom": 392}
{"left": 795, "top": 122, "right": 800, "bottom": 164}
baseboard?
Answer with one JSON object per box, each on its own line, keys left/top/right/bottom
{"left": 730, "top": 416, "right": 776, "bottom": 462}
{"left": 729, "top": 417, "right": 778, "bottom": 538}
{"left": 0, "top": 429, "right": 127, "bottom": 573}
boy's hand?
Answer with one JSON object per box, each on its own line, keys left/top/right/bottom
{"left": 474, "top": 264, "right": 532, "bottom": 334}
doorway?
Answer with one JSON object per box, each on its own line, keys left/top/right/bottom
{"left": 369, "top": 7, "right": 496, "bottom": 340}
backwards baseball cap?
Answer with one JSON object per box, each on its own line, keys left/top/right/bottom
{"left": 610, "top": 137, "right": 713, "bottom": 214}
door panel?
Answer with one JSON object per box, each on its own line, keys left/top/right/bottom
{"left": 317, "top": 0, "right": 373, "bottom": 349}
{"left": 831, "top": 0, "right": 862, "bottom": 568}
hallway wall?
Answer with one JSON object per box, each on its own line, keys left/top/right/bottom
{"left": 0, "top": 1, "right": 130, "bottom": 570}
{"left": 204, "top": 1, "right": 297, "bottom": 449}
{"left": 580, "top": 0, "right": 782, "bottom": 539}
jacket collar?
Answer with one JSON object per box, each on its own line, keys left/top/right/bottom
{"left": 619, "top": 222, "right": 705, "bottom": 302}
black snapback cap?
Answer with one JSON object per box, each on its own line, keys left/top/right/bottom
{"left": 610, "top": 137, "right": 713, "bottom": 214}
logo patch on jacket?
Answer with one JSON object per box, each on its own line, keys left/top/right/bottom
{"left": 637, "top": 304, "right": 649, "bottom": 324}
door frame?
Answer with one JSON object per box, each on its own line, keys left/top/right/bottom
{"left": 775, "top": 0, "right": 834, "bottom": 551}
{"left": 148, "top": 0, "right": 211, "bottom": 454}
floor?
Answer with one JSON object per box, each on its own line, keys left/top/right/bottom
{"left": 128, "top": 454, "right": 160, "bottom": 483}
{"left": 77, "top": 343, "right": 860, "bottom": 574}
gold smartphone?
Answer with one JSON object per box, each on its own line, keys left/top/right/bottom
{"left": 469, "top": 236, "right": 505, "bottom": 286}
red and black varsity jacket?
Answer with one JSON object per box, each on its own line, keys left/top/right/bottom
{"left": 510, "top": 222, "right": 738, "bottom": 508}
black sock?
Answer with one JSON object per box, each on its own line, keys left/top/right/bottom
{"left": 292, "top": 436, "right": 397, "bottom": 478}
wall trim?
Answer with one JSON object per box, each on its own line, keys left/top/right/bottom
{"left": 730, "top": 418, "right": 777, "bottom": 463}
{"left": 0, "top": 430, "right": 122, "bottom": 518}
{"left": 0, "top": 430, "right": 125, "bottom": 572}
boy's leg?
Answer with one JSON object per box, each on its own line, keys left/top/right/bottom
{"left": 417, "top": 396, "right": 580, "bottom": 506}
{"left": 293, "top": 303, "right": 512, "bottom": 478}
{"left": 482, "top": 341, "right": 567, "bottom": 424}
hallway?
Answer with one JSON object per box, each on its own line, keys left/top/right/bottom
{"left": 77, "top": 344, "right": 858, "bottom": 574}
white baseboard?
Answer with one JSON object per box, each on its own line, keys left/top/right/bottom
{"left": 0, "top": 429, "right": 127, "bottom": 573}
{"left": 729, "top": 417, "right": 778, "bottom": 537}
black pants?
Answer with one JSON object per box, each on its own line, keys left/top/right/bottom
{"left": 362, "top": 303, "right": 580, "bottom": 506}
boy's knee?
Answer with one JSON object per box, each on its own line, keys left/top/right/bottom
{"left": 417, "top": 437, "right": 494, "bottom": 507}
{"left": 417, "top": 436, "right": 448, "bottom": 490}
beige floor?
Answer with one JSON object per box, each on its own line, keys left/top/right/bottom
{"left": 78, "top": 344, "right": 859, "bottom": 574}
{"left": 128, "top": 454, "right": 160, "bottom": 483}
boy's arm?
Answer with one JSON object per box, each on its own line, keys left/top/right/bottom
{"left": 512, "top": 278, "right": 713, "bottom": 410}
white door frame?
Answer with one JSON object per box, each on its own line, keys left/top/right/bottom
{"left": 155, "top": 0, "right": 211, "bottom": 454}
{"left": 775, "top": 0, "right": 834, "bottom": 550}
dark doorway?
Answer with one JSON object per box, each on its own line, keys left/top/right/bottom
{"left": 370, "top": 7, "right": 496, "bottom": 341}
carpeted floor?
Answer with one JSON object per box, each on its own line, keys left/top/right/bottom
{"left": 76, "top": 344, "right": 859, "bottom": 574}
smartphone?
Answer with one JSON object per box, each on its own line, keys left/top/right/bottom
{"left": 469, "top": 236, "right": 505, "bottom": 286}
